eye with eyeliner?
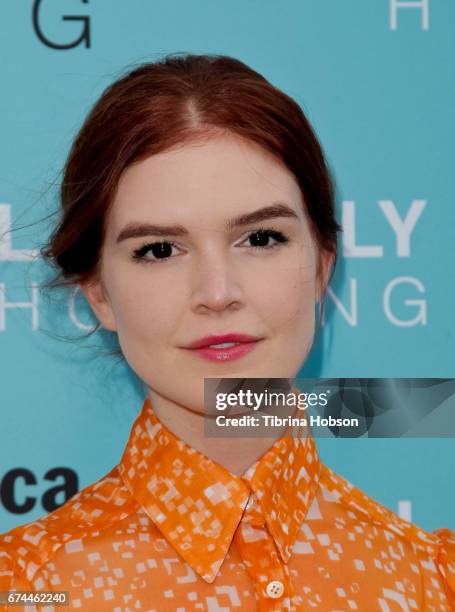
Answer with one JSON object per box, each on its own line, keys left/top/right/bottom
{"left": 130, "top": 227, "right": 291, "bottom": 264}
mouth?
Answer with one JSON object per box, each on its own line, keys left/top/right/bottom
{"left": 182, "top": 334, "right": 264, "bottom": 362}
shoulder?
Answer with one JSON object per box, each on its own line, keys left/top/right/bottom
{"left": 319, "top": 462, "right": 440, "bottom": 548}
{"left": 318, "top": 463, "right": 455, "bottom": 602}
{"left": 433, "top": 527, "right": 455, "bottom": 603}
{"left": 0, "top": 465, "right": 137, "bottom": 587}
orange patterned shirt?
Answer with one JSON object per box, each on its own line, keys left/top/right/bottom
{"left": 0, "top": 396, "right": 454, "bottom": 611}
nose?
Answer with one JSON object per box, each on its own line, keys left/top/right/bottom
{"left": 189, "top": 250, "right": 244, "bottom": 315}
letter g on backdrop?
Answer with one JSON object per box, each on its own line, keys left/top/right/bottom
{"left": 32, "top": 0, "right": 91, "bottom": 50}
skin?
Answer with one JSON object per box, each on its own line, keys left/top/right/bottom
{"left": 80, "top": 132, "right": 333, "bottom": 475}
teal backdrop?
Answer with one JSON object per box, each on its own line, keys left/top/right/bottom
{"left": 0, "top": 0, "right": 454, "bottom": 533}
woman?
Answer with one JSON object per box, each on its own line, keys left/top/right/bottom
{"left": 1, "top": 53, "right": 453, "bottom": 611}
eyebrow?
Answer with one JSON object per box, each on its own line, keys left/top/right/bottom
{"left": 115, "top": 203, "right": 300, "bottom": 243}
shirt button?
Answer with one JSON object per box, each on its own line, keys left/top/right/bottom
{"left": 266, "top": 580, "right": 284, "bottom": 599}
{"left": 246, "top": 496, "right": 254, "bottom": 510}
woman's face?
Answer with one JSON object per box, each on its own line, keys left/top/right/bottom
{"left": 81, "top": 133, "right": 333, "bottom": 413}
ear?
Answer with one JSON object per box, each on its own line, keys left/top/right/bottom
{"left": 316, "top": 250, "right": 335, "bottom": 302}
{"left": 78, "top": 277, "right": 118, "bottom": 332}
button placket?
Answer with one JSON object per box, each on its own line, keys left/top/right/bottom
{"left": 234, "top": 499, "right": 296, "bottom": 610}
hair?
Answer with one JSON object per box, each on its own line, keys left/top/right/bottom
{"left": 38, "top": 52, "right": 341, "bottom": 359}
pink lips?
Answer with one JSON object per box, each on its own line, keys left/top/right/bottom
{"left": 183, "top": 333, "right": 262, "bottom": 362}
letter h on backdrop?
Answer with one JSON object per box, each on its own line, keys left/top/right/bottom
{"left": 390, "top": 0, "right": 430, "bottom": 30}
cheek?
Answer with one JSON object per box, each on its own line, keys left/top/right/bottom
{"left": 108, "top": 268, "right": 184, "bottom": 342}
{"left": 247, "top": 252, "right": 317, "bottom": 331}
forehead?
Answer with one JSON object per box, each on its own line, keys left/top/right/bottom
{"left": 107, "top": 133, "right": 305, "bottom": 234}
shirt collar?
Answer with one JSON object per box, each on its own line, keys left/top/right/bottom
{"left": 118, "top": 397, "right": 321, "bottom": 583}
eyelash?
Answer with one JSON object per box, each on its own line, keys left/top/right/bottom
{"left": 131, "top": 227, "right": 290, "bottom": 264}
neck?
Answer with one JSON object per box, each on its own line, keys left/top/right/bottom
{"left": 147, "top": 388, "right": 301, "bottom": 476}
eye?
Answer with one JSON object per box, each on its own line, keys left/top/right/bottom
{"left": 238, "top": 228, "right": 290, "bottom": 250}
{"left": 131, "top": 228, "right": 290, "bottom": 265}
{"left": 131, "top": 240, "right": 181, "bottom": 264}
